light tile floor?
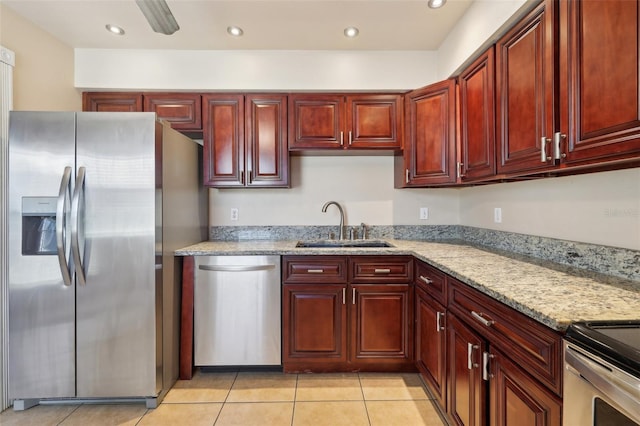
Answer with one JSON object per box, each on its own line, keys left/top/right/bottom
{"left": 0, "top": 371, "right": 447, "bottom": 425}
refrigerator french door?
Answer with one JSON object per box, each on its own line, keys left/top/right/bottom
{"left": 8, "top": 112, "right": 161, "bottom": 408}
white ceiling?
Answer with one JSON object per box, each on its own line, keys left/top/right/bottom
{"left": 2, "top": 0, "right": 474, "bottom": 51}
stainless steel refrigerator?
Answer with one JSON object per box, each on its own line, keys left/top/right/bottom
{"left": 8, "top": 111, "right": 207, "bottom": 410}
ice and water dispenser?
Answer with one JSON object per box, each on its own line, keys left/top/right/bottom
{"left": 21, "top": 197, "right": 58, "bottom": 255}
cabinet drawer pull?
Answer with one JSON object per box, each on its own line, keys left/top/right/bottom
{"left": 482, "top": 351, "right": 495, "bottom": 381}
{"left": 374, "top": 268, "right": 391, "bottom": 274}
{"left": 467, "top": 343, "right": 479, "bottom": 370}
{"left": 471, "top": 311, "right": 495, "bottom": 327}
{"left": 419, "top": 275, "right": 433, "bottom": 284}
{"left": 307, "top": 269, "right": 324, "bottom": 274}
{"left": 436, "top": 312, "right": 445, "bottom": 332}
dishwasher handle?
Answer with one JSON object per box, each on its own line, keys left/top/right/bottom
{"left": 199, "top": 264, "right": 276, "bottom": 272}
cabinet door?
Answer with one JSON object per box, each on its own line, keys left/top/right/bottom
{"left": 202, "top": 94, "right": 244, "bottom": 187}
{"left": 143, "top": 93, "right": 202, "bottom": 131}
{"left": 415, "top": 288, "right": 447, "bottom": 410}
{"left": 448, "top": 314, "right": 486, "bottom": 426}
{"left": 458, "top": 47, "right": 496, "bottom": 181}
{"left": 402, "top": 80, "right": 457, "bottom": 186}
{"left": 346, "top": 95, "right": 403, "bottom": 149}
{"left": 288, "top": 94, "right": 345, "bottom": 150}
{"left": 559, "top": 0, "right": 640, "bottom": 165}
{"left": 82, "top": 92, "right": 142, "bottom": 112}
{"left": 489, "top": 347, "right": 561, "bottom": 426}
{"left": 350, "top": 284, "right": 413, "bottom": 365}
{"left": 282, "top": 284, "right": 347, "bottom": 363}
{"left": 496, "top": 0, "right": 557, "bottom": 175}
{"left": 245, "top": 94, "right": 289, "bottom": 187}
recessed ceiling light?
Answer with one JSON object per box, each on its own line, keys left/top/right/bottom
{"left": 227, "top": 26, "right": 244, "bottom": 37}
{"left": 428, "top": 0, "right": 447, "bottom": 9}
{"left": 344, "top": 27, "right": 359, "bottom": 38}
{"left": 105, "top": 24, "right": 125, "bottom": 36}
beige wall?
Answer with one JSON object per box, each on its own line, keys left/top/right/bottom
{"left": 0, "top": 4, "right": 80, "bottom": 111}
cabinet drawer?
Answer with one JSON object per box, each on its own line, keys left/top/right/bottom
{"left": 414, "top": 260, "right": 447, "bottom": 305}
{"left": 349, "top": 256, "right": 413, "bottom": 283}
{"left": 283, "top": 256, "right": 348, "bottom": 284}
{"left": 448, "top": 278, "right": 562, "bottom": 396}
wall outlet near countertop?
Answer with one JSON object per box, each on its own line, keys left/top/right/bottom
{"left": 230, "top": 208, "right": 239, "bottom": 221}
{"left": 494, "top": 207, "right": 502, "bottom": 223}
{"left": 419, "top": 207, "right": 429, "bottom": 220}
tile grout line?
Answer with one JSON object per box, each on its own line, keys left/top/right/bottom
{"left": 212, "top": 370, "right": 238, "bottom": 425}
{"left": 357, "top": 372, "right": 373, "bottom": 426}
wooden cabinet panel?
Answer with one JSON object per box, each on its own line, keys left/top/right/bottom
{"left": 402, "top": 79, "right": 457, "bottom": 186}
{"left": 289, "top": 93, "right": 403, "bottom": 151}
{"left": 415, "top": 260, "right": 447, "bottom": 306}
{"left": 283, "top": 284, "right": 347, "bottom": 362}
{"left": 349, "top": 256, "right": 413, "bottom": 284}
{"left": 347, "top": 95, "right": 403, "bottom": 149}
{"left": 448, "top": 278, "right": 562, "bottom": 396}
{"left": 496, "top": 0, "right": 556, "bottom": 175}
{"left": 350, "top": 284, "right": 413, "bottom": 364}
{"left": 289, "top": 94, "right": 344, "bottom": 149}
{"left": 202, "top": 94, "right": 244, "bottom": 186}
{"left": 245, "top": 94, "right": 289, "bottom": 186}
{"left": 82, "top": 92, "right": 142, "bottom": 112}
{"left": 203, "top": 93, "right": 289, "bottom": 188}
{"left": 283, "top": 256, "right": 348, "bottom": 284}
{"left": 559, "top": 0, "right": 640, "bottom": 165}
{"left": 489, "top": 347, "right": 561, "bottom": 426}
{"left": 143, "top": 93, "right": 202, "bottom": 131}
{"left": 458, "top": 47, "right": 496, "bottom": 181}
{"left": 415, "top": 287, "right": 447, "bottom": 410}
{"left": 448, "top": 313, "right": 486, "bottom": 426}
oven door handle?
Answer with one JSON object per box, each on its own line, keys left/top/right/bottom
{"left": 565, "top": 346, "right": 640, "bottom": 421}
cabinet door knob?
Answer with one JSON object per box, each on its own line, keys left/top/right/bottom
{"left": 482, "top": 351, "right": 495, "bottom": 381}
{"left": 540, "top": 136, "right": 552, "bottom": 162}
{"left": 467, "top": 343, "right": 479, "bottom": 370}
{"left": 419, "top": 275, "right": 433, "bottom": 285}
{"left": 471, "top": 310, "right": 495, "bottom": 327}
{"left": 553, "top": 132, "right": 567, "bottom": 160}
{"left": 436, "top": 311, "right": 445, "bottom": 332}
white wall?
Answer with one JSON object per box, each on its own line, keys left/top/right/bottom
{"left": 460, "top": 168, "right": 640, "bottom": 250}
{"left": 75, "top": 49, "right": 438, "bottom": 91}
{"left": 209, "top": 156, "right": 460, "bottom": 226}
{"left": 436, "top": 0, "right": 529, "bottom": 79}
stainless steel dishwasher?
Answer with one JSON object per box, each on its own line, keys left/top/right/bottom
{"left": 193, "top": 255, "right": 281, "bottom": 367}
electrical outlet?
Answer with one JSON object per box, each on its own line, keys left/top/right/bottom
{"left": 419, "top": 207, "right": 429, "bottom": 220}
{"left": 230, "top": 208, "right": 239, "bottom": 221}
{"left": 494, "top": 207, "right": 502, "bottom": 223}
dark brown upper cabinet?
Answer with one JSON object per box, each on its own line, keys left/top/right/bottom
{"left": 457, "top": 47, "right": 497, "bottom": 182}
{"left": 203, "top": 93, "right": 289, "bottom": 188}
{"left": 396, "top": 79, "right": 457, "bottom": 187}
{"left": 83, "top": 92, "right": 143, "bottom": 112}
{"left": 143, "top": 93, "right": 202, "bottom": 131}
{"left": 495, "top": 0, "right": 557, "bottom": 176}
{"left": 288, "top": 94, "right": 403, "bottom": 151}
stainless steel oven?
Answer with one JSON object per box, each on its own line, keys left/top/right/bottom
{"left": 564, "top": 321, "right": 640, "bottom": 426}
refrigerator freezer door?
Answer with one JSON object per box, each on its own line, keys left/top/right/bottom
{"left": 75, "top": 113, "right": 158, "bottom": 398}
{"left": 9, "top": 112, "right": 77, "bottom": 399}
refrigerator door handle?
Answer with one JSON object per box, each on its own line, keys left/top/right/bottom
{"left": 71, "top": 166, "right": 87, "bottom": 286}
{"left": 56, "top": 166, "right": 73, "bottom": 286}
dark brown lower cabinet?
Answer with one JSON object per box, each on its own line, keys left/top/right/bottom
{"left": 282, "top": 255, "right": 414, "bottom": 373}
{"left": 489, "top": 347, "right": 562, "bottom": 426}
{"left": 415, "top": 286, "right": 447, "bottom": 410}
{"left": 448, "top": 314, "right": 486, "bottom": 426}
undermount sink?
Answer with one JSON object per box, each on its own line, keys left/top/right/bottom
{"left": 295, "top": 240, "right": 394, "bottom": 248}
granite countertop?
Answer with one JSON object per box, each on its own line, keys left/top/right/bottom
{"left": 176, "top": 239, "right": 640, "bottom": 332}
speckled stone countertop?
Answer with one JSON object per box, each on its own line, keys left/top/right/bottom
{"left": 175, "top": 239, "right": 640, "bottom": 332}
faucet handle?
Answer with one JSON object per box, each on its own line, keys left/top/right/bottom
{"left": 360, "top": 223, "right": 367, "bottom": 240}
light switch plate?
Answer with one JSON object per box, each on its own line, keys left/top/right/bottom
{"left": 494, "top": 207, "right": 502, "bottom": 223}
{"left": 420, "top": 207, "right": 429, "bottom": 220}
{"left": 230, "top": 208, "right": 239, "bottom": 221}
